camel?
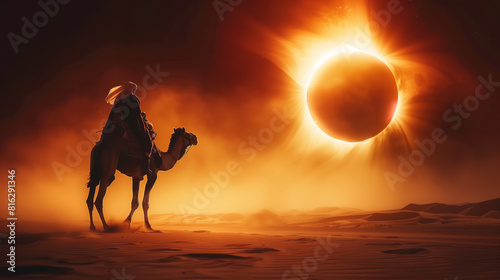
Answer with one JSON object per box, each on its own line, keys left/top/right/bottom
{"left": 86, "top": 127, "right": 198, "bottom": 232}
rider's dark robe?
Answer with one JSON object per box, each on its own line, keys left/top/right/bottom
{"left": 103, "top": 94, "right": 153, "bottom": 155}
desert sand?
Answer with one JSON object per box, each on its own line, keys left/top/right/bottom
{"left": 1, "top": 199, "right": 499, "bottom": 280}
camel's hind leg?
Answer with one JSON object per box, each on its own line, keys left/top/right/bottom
{"left": 93, "top": 139, "right": 119, "bottom": 232}
{"left": 124, "top": 178, "right": 141, "bottom": 224}
{"left": 86, "top": 186, "right": 97, "bottom": 231}
{"left": 95, "top": 178, "right": 111, "bottom": 231}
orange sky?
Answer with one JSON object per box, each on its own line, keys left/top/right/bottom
{"left": 1, "top": 0, "right": 499, "bottom": 223}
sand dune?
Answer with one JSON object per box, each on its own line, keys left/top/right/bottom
{"left": 147, "top": 198, "right": 500, "bottom": 229}
{"left": 1, "top": 198, "right": 499, "bottom": 279}
{"left": 402, "top": 198, "right": 500, "bottom": 216}
{"left": 365, "top": 211, "right": 421, "bottom": 221}
{"left": 483, "top": 210, "right": 500, "bottom": 219}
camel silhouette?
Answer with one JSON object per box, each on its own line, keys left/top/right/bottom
{"left": 86, "top": 127, "right": 198, "bottom": 232}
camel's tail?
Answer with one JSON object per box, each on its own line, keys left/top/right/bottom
{"left": 87, "top": 143, "right": 102, "bottom": 188}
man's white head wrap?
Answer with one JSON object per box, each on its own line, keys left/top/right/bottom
{"left": 105, "top": 81, "right": 138, "bottom": 105}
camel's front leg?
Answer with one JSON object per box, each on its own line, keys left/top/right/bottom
{"left": 142, "top": 174, "right": 157, "bottom": 231}
{"left": 124, "top": 178, "right": 141, "bottom": 225}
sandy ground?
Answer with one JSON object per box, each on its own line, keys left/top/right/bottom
{"left": 1, "top": 207, "right": 500, "bottom": 280}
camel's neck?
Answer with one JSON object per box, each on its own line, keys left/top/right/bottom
{"left": 158, "top": 151, "right": 176, "bottom": 171}
{"left": 158, "top": 136, "right": 185, "bottom": 171}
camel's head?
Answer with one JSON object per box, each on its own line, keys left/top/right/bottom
{"left": 173, "top": 127, "right": 198, "bottom": 146}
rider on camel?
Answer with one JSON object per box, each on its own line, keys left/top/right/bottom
{"left": 103, "top": 81, "right": 153, "bottom": 176}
